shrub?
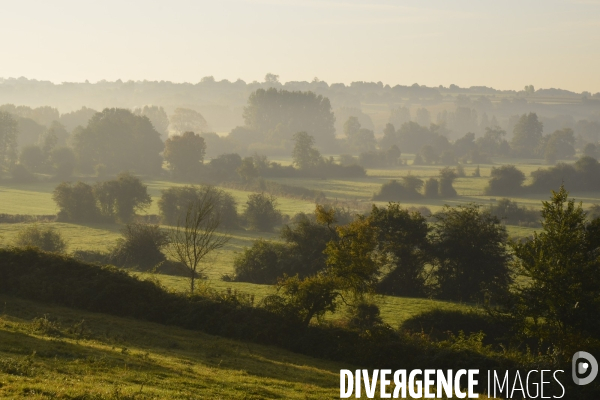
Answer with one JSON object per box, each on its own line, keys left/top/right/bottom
{"left": 110, "top": 223, "right": 169, "bottom": 270}
{"left": 158, "top": 185, "right": 239, "bottom": 228}
{"left": 347, "top": 302, "right": 384, "bottom": 331}
{"left": 243, "top": 193, "right": 282, "bottom": 232}
{"left": 430, "top": 204, "right": 511, "bottom": 302}
{"left": 489, "top": 198, "right": 540, "bottom": 226}
{"left": 233, "top": 240, "right": 289, "bottom": 284}
{"left": 484, "top": 165, "right": 525, "bottom": 195}
{"left": 527, "top": 157, "right": 600, "bottom": 193}
{"left": 93, "top": 172, "right": 151, "bottom": 223}
{"left": 400, "top": 309, "right": 513, "bottom": 347}
{"left": 373, "top": 179, "right": 422, "bottom": 201}
{"left": 207, "top": 153, "right": 242, "bottom": 182}
{"left": 438, "top": 167, "right": 457, "bottom": 198}
{"left": 423, "top": 178, "right": 439, "bottom": 198}
{"left": 14, "top": 224, "right": 67, "bottom": 253}
{"left": 53, "top": 182, "right": 100, "bottom": 222}
{"left": 234, "top": 206, "right": 343, "bottom": 284}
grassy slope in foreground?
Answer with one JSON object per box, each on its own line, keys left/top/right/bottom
{"left": 0, "top": 296, "right": 501, "bottom": 400}
{"left": 0, "top": 295, "right": 345, "bottom": 399}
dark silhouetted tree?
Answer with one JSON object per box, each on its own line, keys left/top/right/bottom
{"left": 511, "top": 113, "right": 543, "bottom": 157}
{"left": 163, "top": 131, "right": 206, "bottom": 180}
{"left": 244, "top": 193, "right": 282, "bottom": 232}
{"left": 292, "top": 132, "right": 322, "bottom": 170}
{"left": 430, "top": 204, "right": 511, "bottom": 302}
{"left": 484, "top": 165, "right": 525, "bottom": 195}
{"left": 72, "top": 108, "right": 163, "bottom": 174}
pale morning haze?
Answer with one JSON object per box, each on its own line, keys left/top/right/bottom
{"left": 1, "top": 0, "right": 599, "bottom": 91}
{"left": 2, "top": 1, "right": 600, "bottom": 399}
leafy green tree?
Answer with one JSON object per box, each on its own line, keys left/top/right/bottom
{"left": 133, "top": 105, "right": 169, "bottom": 140}
{"left": 163, "top": 131, "right": 206, "bottom": 179}
{"left": 243, "top": 193, "right": 282, "bottom": 232}
{"left": 343, "top": 117, "right": 376, "bottom": 151}
{"left": 373, "top": 179, "right": 422, "bottom": 201}
{"left": 324, "top": 216, "right": 380, "bottom": 296}
{"left": 388, "top": 107, "right": 411, "bottom": 130}
{"left": 424, "top": 178, "right": 439, "bottom": 198}
{"left": 511, "top": 112, "right": 543, "bottom": 157}
{"left": 379, "top": 123, "right": 397, "bottom": 149}
{"left": 207, "top": 153, "right": 242, "bottom": 182}
{"left": 72, "top": 108, "right": 163, "bottom": 174}
{"left": 58, "top": 106, "right": 97, "bottom": 132}
{"left": 475, "top": 127, "right": 508, "bottom": 157}
{"left": 369, "top": 203, "right": 431, "bottom": 296}
{"left": 0, "top": 111, "right": 18, "bottom": 174}
{"left": 543, "top": 128, "right": 575, "bottom": 164}
{"left": 14, "top": 224, "right": 68, "bottom": 253}
{"left": 237, "top": 156, "right": 259, "bottom": 182}
{"left": 266, "top": 274, "right": 339, "bottom": 327}
{"left": 93, "top": 172, "right": 151, "bottom": 223}
{"left": 15, "top": 117, "right": 45, "bottom": 148}
{"left": 168, "top": 108, "right": 209, "bottom": 135}
{"left": 158, "top": 185, "right": 238, "bottom": 228}
{"left": 420, "top": 145, "right": 438, "bottom": 164}
{"left": 511, "top": 186, "right": 600, "bottom": 339}
{"left": 343, "top": 116, "right": 361, "bottom": 139}
{"left": 0, "top": 104, "right": 59, "bottom": 126}
{"left": 41, "top": 121, "right": 69, "bottom": 150}
{"left": 280, "top": 210, "right": 339, "bottom": 277}
{"left": 50, "top": 147, "right": 76, "bottom": 179}
{"left": 439, "top": 167, "right": 458, "bottom": 198}
{"left": 233, "top": 239, "right": 289, "bottom": 284}
{"left": 484, "top": 165, "right": 525, "bottom": 195}
{"left": 53, "top": 182, "right": 100, "bottom": 222}
{"left": 19, "top": 145, "right": 44, "bottom": 172}
{"left": 111, "top": 223, "right": 169, "bottom": 270}
{"left": 233, "top": 206, "right": 342, "bottom": 284}
{"left": 243, "top": 88, "right": 336, "bottom": 150}
{"left": 292, "top": 132, "right": 321, "bottom": 170}
{"left": 396, "top": 121, "right": 436, "bottom": 154}
{"left": 430, "top": 204, "right": 511, "bottom": 301}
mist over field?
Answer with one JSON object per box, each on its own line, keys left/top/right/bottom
{"left": 1, "top": 1, "right": 600, "bottom": 399}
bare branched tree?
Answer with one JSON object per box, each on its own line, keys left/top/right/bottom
{"left": 168, "top": 191, "right": 230, "bottom": 293}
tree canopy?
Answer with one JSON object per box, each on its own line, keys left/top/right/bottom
{"left": 72, "top": 108, "right": 164, "bottom": 175}
{"left": 243, "top": 88, "right": 336, "bottom": 150}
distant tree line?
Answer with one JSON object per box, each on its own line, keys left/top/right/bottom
{"left": 2, "top": 89, "right": 598, "bottom": 187}
{"left": 484, "top": 156, "right": 600, "bottom": 195}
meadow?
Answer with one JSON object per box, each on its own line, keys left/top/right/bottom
{"left": 0, "top": 295, "right": 347, "bottom": 399}
{"left": 3, "top": 158, "right": 600, "bottom": 328}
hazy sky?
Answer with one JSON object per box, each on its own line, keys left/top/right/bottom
{"left": 2, "top": 0, "right": 599, "bottom": 92}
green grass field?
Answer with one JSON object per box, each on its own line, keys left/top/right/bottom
{"left": 0, "top": 295, "right": 499, "bottom": 399}
{"left": 0, "top": 295, "right": 348, "bottom": 399}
